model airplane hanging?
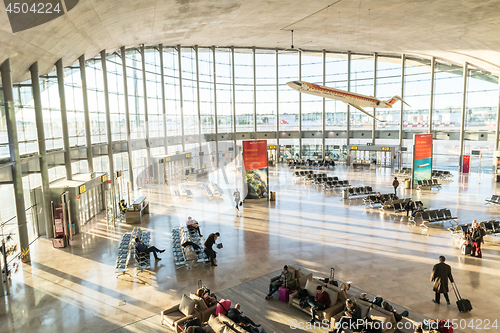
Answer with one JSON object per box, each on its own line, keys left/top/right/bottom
{"left": 286, "top": 81, "right": 410, "bottom": 122}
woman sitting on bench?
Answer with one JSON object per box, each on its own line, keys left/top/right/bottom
{"left": 187, "top": 216, "right": 203, "bottom": 237}
{"left": 119, "top": 199, "right": 127, "bottom": 214}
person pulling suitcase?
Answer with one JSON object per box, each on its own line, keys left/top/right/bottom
{"left": 430, "top": 255, "right": 454, "bottom": 305}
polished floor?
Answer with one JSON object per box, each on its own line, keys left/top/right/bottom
{"left": 1, "top": 163, "right": 500, "bottom": 333}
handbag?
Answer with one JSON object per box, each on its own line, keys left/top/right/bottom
{"left": 239, "top": 201, "right": 242, "bottom": 206}
{"left": 217, "top": 243, "right": 223, "bottom": 249}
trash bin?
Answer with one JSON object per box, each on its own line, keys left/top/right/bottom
{"left": 405, "top": 179, "right": 410, "bottom": 189}
{"left": 342, "top": 189, "right": 349, "bottom": 199}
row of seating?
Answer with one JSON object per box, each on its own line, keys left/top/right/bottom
{"left": 432, "top": 170, "right": 452, "bottom": 179}
{"left": 381, "top": 198, "right": 413, "bottom": 211}
{"left": 172, "top": 226, "right": 209, "bottom": 270}
{"left": 134, "top": 227, "right": 152, "bottom": 275}
{"left": 485, "top": 195, "right": 500, "bottom": 206}
{"left": 293, "top": 170, "right": 314, "bottom": 177}
{"left": 344, "top": 186, "right": 375, "bottom": 199}
{"left": 393, "top": 168, "right": 411, "bottom": 175}
{"left": 289, "top": 160, "right": 335, "bottom": 169}
{"left": 363, "top": 193, "right": 396, "bottom": 207}
{"left": 323, "top": 180, "right": 350, "bottom": 190}
{"left": 450, "top": 220, "right": 500, "bottom": 236}
{"left": 416, "top": 179, "right": 441, "bottom": 189}
{"left": 209, "top": 181, "right": 224, "bottom": 196}
{"left": 411, "top": 209, "right": 457, "bottom": 228}
{"left": 115, "top": 230, "right": 134, "bottom": 277}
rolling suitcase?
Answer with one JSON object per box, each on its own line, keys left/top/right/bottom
{"left": 452, "top": 282, "right": 472, "bottom": 312}
{"left": 278, "top": 279, "right": 289, "bottom": 302}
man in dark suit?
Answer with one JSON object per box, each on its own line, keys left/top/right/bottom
{"left": 204, "top": 232, "right": 220, "bottom": 266}
{"left": 430, "top": 255, "right": 454, "bottom": 305}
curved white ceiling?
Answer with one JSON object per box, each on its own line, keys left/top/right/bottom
{"left": 1, "top": 0, "right": 500, "bottom": 82}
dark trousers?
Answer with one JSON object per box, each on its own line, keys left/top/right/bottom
{"left": 337, "top": 317, "right": 357, "bottom": 333}
{"left": 472, "top": 242, "right": 482, "bottom": 258}
{"left": 394, "top": 186, "right": 398, "bottom": 195}
{"left": 188, "top": 225, "right": 202, "bottom": 236}
{"left": 406, "top": 208, "right": 413, "bottom": 217}
{"left": 268, "top": 280, "right": 282, "bottom": 296}
{"left": 306, "top": 299, "right": 326, "bottom": 320}
{"left": 435, "top": 291, "right": 450, "bottom": 304}
{"left": 144, "top": 246, "right": 160, "bottom": 259}
{"left": 205, "top": 247, "right": 215, "bottom": 264}
{"left": 394, "top": 310, "right": 409, "bottom": 322}
{"left": 241, "top": 315, "right": 257, "bottom": 327}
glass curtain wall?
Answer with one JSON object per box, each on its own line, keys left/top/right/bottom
{"left": 325, "top": 53, "right": 348, "bottom": 131}
{"left": 350, "top": 54, "right": 374, "bottom": 129}
{"left": 86, "top": 59, "right": 107, "bottom": 144}
{"left": 301, "top": 52, "right": 323, "bottom": 131}
{"left": 14, "top": 82, "right": 38, "bottom": 155}
{"left": 403, "top": 58, "right": 431, "bottom": 132}
{"left": 145, "top": 48, "right": 164, "bottom": 139}
{"left": 107, "top": 52, "right": 127, "bottom": 142}
{"left": 126, "top": 50, "right": 146, "bottom": 140}
{"left": 376, "top": 56, "right": 402, "bottom": 130}
{"left": 198, "top": 48, "right": 216, "bottom": 134}
{"left": 181, "top": 47, "right": 198, "bottom": 135}
{"left": 278, "top": 51, "right": 299, "bottom": 131}
{"left": 164, "top": 47, "right": 182, "bottom": 138}
{"left": 234, "top": 49, "right": 253, "bottom": 132}
{"left": 255, "top": 50, "right": 276, "bottom": 132}
{"left": 215, "top": 48, "right": 233, "bottom": 133}
{"left": 64, "top": 65, "right": 87, "bottom": 147}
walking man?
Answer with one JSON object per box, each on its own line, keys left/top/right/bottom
{"left": 392, "top": 177, "right": 399, "bottom": 196}
{"left": 430, "top": 255, "right": 454, "bottom": 305}
{"left": 233, "top": 189, "right": 241, "bottom": 211}
{"left": 204, "top": 232, "right": 220, "bottom": 266}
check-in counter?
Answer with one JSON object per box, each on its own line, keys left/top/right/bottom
{"left": 125, "top": 196, "right": 149, "bottom": 224}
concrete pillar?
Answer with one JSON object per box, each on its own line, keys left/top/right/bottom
{"left": 346, "top": 51, "right": 351, "bottom": 147}
{"left": 121, "top": 47, "right": 134, "bottom": 190}
{"left": 79, "top": 55, "right": 94, "bottom": 174}
{"left": 177, "top": 45, "right": 185, "bottom": 152}
{"left": 459, "top": 62, "right": 468, "bottom": 172}
{"left": 55, "top": 59, "right": 72, "bottom": 179}
{"left": 372, "top": 53, "right": 377, "bottom": 144}
{"left": 100, "top": 50, "right": 115, "bottom": 186}
{"left": 1, "top": 59, "right": 29, "bottom": 260}
{"left": 159, "top": 45, "right": 168, "bottom": 155}
{"left": 30, "top": 62, "right": 54, "bottom": 238}
{"left": 253, "top": 47, "right": 257, "bottom": 136}
{"left": 398, "top": 54, "right": 406, "bottom": 168}
{"left": 429, "top": 57, "right": 435, "bottom": 133}
{"left": 195, "top": 46, "right": 203, "bottom": 166}
{"left": 140, "top": 45, "right": 151, "bottom": 171}
{"left": 322, "top": 49, "right": 326, "bottom": 158}
{"left": 213, "top": 46, "right": 219, "bottom": 168}
{"left": 275, "top": 48, "right": 279, "bottom": 160}
{"left": 231, "top": 47, "right": 237, "bottom": 156}
{"left": 298, "top": 51, "right": 302, "bottom": 158}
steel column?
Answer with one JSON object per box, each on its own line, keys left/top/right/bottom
{"left": 429, "top": 57, "right": 435, "bottom": 133}
{"left": 121, "top": 47, "right": 134, "bottom": 190}
{"left": 159, "top": 45, "right": 168, "bottom": 154}
{"left": 55, "top": 59, "right": 72, "bottom": 180}
{"left": 299, "top": 51, "right": 302, "bottom": 158}
{"left": 322, "top": 49, "right": 326, "bottom": 158}
{"left": 231, "top": 47, "right": 237, "bottom": 155}
{"left": 347, "top": 51, "right": 351, "bottom": 146}
{"left": 398, "top": 54, "right": 405, "bottom": 169}
{"left": 30, "top": 62, "right": 53, "bottom": 238}
{"left": 140, "top": 46, "right": 151, "bottom": 171}
{"left": 213, "top": 47, "right": 219, "bottom": 168}
{"left": 496, "top": 79, "right": 500, "bottom": 152}
{"left": 100, "top": 50, "right": 115, "bottom": 186}
{"left": 177, "top": 45, "right": 185, "bottom": 152}
{"left": 196, "top": 46, "right": 202, "bottom": 166}
{"left": 253, "top": 47, "right": 257, "bottom": 135}
{"left": 79, "top": 55, "right": 94, "bottom": 173}
{"left": 372, "top": 53, "right": 377, "bottom": 144}
{"left": 1, "top": 59, "right": 29, "bottom": 260}
{"left": 459, "top": 62, "right": 468, "bottom": 172}
{"left": 276, "top": 48, "right": 279, "bottom": 160}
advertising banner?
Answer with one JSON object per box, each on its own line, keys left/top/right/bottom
{"left": 54, "top": 204, "right": 65, "bottom": 236}
{"left": 463, "top": 155, "right": 470, "bottom": 173}
{"left": 413, "top": 134, "right": 433, "bottom": 184}
{"left": 242, "top": 140, "right": 268, "bottom": 199}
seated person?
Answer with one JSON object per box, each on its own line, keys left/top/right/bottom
{"left": 405, "top": 200, "right": 415, "bottom": 217}
{"left": 307, "top": 285, "right": 331, "bottom": 323}
{"left": 135, "top": 238, "right": 164, "bottom": 261}
{"left": 412, "top": 203, "right": 424, "bottom": 217}
{"left": 119, "top": 199, "right": 127, "bottom": 213}
{"left": 186, "top": 216, "right": 202, "bottom": 237}
{"left": 359, "top": 293, "right": 370, "bottom": 302}
{"left": 330, "top": 299, "right": 361, "bottom": 333}
{"left": 265, "top": 265, "right": 292, "bottom": 300}
{"left": 186, "top": 327, "right": 206, "bottom": 333}
{"left": 382, "top": 301, "right": 408, "bottom": 322}
{"left": 240, "top": 324, "right": 267, "bottom": 333}
{"left": 375, "top": 192, "right": 384, "bottom": 203}
{"left": 227, "top": 303, "right": 260, "bottom": 328}
{"left": 196, "top": 288, "right": 216, "bottom": 307}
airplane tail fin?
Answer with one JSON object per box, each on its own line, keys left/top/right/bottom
{"left": 385, "top": 96, "right": 410, "bottom": 107}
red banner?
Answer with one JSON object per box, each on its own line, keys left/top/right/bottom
{"left": 462, "top": 155, "right": 470, "bottom": 173}
{"left": 414, "top": 134, "right": 433, "bottom": 160}
{"left": 243, "top": 140, "right": 267, "bottom": 171}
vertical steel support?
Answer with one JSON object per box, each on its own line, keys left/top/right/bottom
{"left": 100, "top": 50, "right": 115, "bottom": 186}
{"left": 121, "top": 47, "right": 134, "bottom": 190}
{"left": 459, "top": 62, "right": 468, "bottom": 172}
{"left": 55, "top": 59, "right": 72, "bottom": 179}
{"left": 322, "top": 49, "right": 326, "bottom": 158}
{"left": 30, "top": 62, "right": 53, "bottom": 238}
{"left": 429, "top": 57, "right": 435, "bottom": 133}
{"left": 495, "top": 79, "right": 500, "bottom": 152}
{"left": 79, "top": 55, "right": 94, "bottom": 173}
{"left": 1, "top": 59, "right": 29, "bottom": 259}
{"left": 141, "top": 45, "right": 151, "bottom": 170}
{"left": 177, "top": 45, "right": 185, "bottom": 152}
{"left": 372, "top": 53, "right": 377, "bottom": 144}
{"left": 159, "top": 44, "right": 168, "bottom": 154}
{"left": 299, "top": 51, "right": 302, "bottom": 158}
{"left": 347, "top": 51, "right": 351, "bottom": 147}
{"left": 195, "top": 46, "right": 202, "bottom": 165}
{"left": 212, "top": 47, "right": 219, "bottom": 168}
{"left": 398, "top": 54, "right": 405, "bottom": 168}
{"left": 253, "top": 47, "right": 257, "bottom": 136}
{"left": 276, "top": 48, "right": 279, "bottom": 160}
{"left": 231, "top": 47, "right": 237, "bottom": 155}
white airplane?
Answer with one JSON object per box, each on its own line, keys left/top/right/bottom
{"left": 286, "top": 81, "right": 410, "bottom": 122}
{"left": 417, "top": 163, "right": 430, "bottom": 168}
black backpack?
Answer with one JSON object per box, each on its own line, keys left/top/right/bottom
{"left": 373, "top": 296, "right": 383, "bottom": 307}
{"left": 184, "top": 317, "right": 201, "bottom": 328}
{"left": 297, "top": 288, "right": 308, "bottom": 300}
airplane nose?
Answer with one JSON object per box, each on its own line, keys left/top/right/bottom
{"left": 286, "top": 81, "right": 301, "bottom": 89}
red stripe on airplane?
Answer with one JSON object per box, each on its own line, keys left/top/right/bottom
{"left": 309, "top": 83, "right": 379, "bottom": 103}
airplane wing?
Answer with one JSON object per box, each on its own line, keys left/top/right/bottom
{"left": 347, "top": 103, "right": 386, "bottom": 122}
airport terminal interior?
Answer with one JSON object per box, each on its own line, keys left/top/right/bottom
{"left": 1, "top": 1, "right": 500, "bottom": 332}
